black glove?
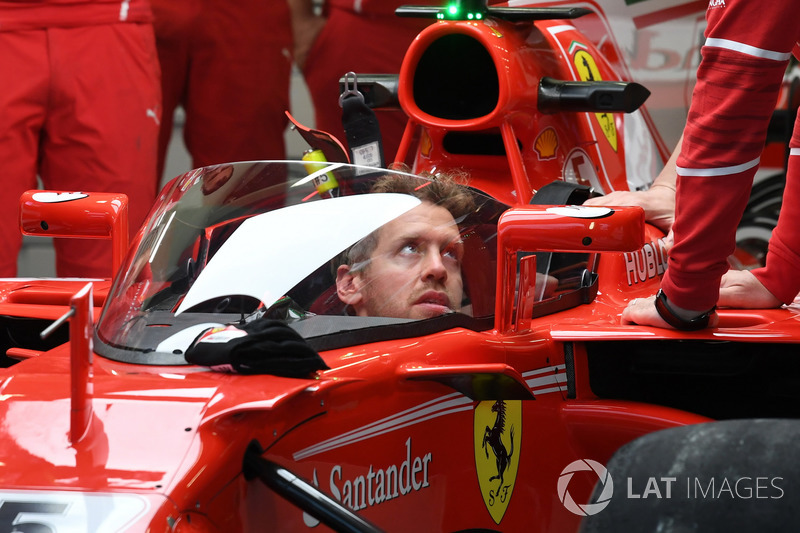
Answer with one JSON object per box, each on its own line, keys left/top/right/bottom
{"left": 185, "top": 319, "right": 329, "bottom": 378}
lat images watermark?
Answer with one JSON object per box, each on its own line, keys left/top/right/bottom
{"left": 558, "top": 459, "right": 785, "bottom": 516}
{"left": 557, "top": 459, "right": 614, "bottom": 516}
{"left": 626, "top": 475, "right": 784, "bottom": 500}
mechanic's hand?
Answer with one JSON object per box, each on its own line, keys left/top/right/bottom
{"left": 661, "top": 229, "right": 674, "bottom": 253}
{"left": 584, "top": 184, "right": 675, "bottom": 234}
{"left": 292, "top": 14, "right": 326, "bottom": 71}
{"left": 620, "top": 296, "right": 671, "bottom": 328}
{"left": 718, "top": 269, "right": 782, "bottom": 309}
{"left": 621, "top": 295, "right": 719, "bottom": 329}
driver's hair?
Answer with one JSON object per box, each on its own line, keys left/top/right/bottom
{"left": 340, "top": 170, "right": 477, "bottom": 270}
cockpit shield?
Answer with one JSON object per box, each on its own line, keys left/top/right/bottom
{"left": 95, "top": 162, "right": 507, "bottom": 364}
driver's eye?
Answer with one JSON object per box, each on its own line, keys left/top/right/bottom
{"left": 443, "top": 249, "right": 459, "bottom": 261}
{"left": 400, "top": 243, "right": 421, "bottom": 255}
{"left": 443, "top": 242, "right": 464, "bottom": 263}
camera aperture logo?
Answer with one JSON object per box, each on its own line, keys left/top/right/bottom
{"left": 558, "top": 458, "right": 787, "bottom": 517}
{"left": 558, "top": 459, "right": 614, "bottom": 516}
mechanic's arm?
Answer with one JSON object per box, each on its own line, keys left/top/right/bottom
{"left": 584, "top": 134, "right": 680, "bottom": 234}
{"left": 288, "top": 0, "right": 327, "bottom": 71}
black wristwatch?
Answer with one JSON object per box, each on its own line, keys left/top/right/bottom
{"left": 654, "top": 289, "right": 715, "bottom": 331}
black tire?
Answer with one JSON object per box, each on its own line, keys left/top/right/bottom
{"left": 579, "top": 419, "right": 800, "bottom": 533}
{"left": 731, "top": 173, "right": 784, "bottom": 269}
{"left": 732, "top": 215, "right": 778, "bottom": 270}
{"left": 746, "top": 173, "right": 784, "bottom": 218}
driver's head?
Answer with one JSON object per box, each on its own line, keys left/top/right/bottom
{"left": 201, "top": 164, "right": 235, "bottom": 195}
{"left": 335, "top": 172, "right": 476, "bottom": 319}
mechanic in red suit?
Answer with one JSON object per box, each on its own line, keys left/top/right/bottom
{"left": 0, "top": 0, "right": 160, "bottom": 278}
{"left": 604, "top": 0, "right": 800, "bottom": 329}
{"left": 150, "top": 0, "right": 293, "bottom": 183}
{"left": 289, "top": 0, "right": 439, "bottom": 163}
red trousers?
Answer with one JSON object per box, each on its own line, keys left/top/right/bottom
{"left": 150, "top": 0, "right": 293, "bottom": 181}
{"left": 0, "top": 23, "right": 160, "bottom": 278}
{"left": 302, "top": 7, "right": 434, "bottom": 163}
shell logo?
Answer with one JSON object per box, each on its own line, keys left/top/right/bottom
{"left": 420, "top": 129, "right": 433, "bottom": 158}
{"left": 534, "top": 127, "right": 558, "bottom": 160}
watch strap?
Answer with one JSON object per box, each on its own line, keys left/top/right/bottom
{"left": 654, "top": 289, "right": 715, "bottom": 331}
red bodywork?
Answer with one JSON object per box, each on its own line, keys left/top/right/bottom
{"left": 1, "top": 2, "right": 798, "bottom": 532}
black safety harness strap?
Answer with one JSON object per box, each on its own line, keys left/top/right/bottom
{"left": 340, "top": 72, "right": 386, "bottom": 171}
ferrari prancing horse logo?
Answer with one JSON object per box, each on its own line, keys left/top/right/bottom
{"left": 474, "top": 400, "right": 522, "bottom": 524}
{"left": 572, "top": 47, "right": 618, "bottom": 152}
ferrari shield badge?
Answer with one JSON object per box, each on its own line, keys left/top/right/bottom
{"left": 474, "top": 400, "right": 522, "bottom": 524}
{"left": 571, "top": 44, "right": 618, "bottom": 152}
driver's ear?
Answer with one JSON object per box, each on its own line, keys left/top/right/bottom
{"left": 336, "top": 264, "right": 363, "bottom": 307}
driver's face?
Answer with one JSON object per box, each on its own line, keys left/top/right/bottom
{"left": 201, "top": 165, "right": 234, "bottom": 195}
{"left": 340, "top": 202, "right": 464, "bottom": 319}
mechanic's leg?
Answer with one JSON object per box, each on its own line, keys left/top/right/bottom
{"left": 0, "top": 30, "right": 48, "bottom": 277}
{"left": 150, "top": 0, "right": 196, "bottom": 183}
{"left": 41, "top": 23, "right": 161, "bottom": 278}
{"left": 182, "top": 0, "right": 291, "bottom": 168}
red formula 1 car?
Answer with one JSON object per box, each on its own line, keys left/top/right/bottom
{"left": 1, "top": 2, "right": 799, "bottom": 532}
